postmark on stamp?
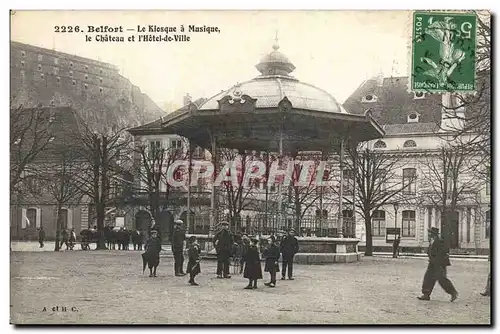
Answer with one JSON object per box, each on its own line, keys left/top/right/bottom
{"left": 411, "top": 11, "right": 477, "bottom": 92}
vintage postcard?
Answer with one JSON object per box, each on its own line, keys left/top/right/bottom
{"left": 9, "top": 10, "right": 491, "bottom": 325}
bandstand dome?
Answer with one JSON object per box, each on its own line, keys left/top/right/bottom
{"left": 198, "top": 42, "right": 349, "bottom": 114}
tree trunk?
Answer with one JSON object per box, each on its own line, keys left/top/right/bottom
{"left": 95, "top": 202, "right": 107, "bottom": 250}
{"left": 364, "top": 216, "right": 373, "bottom": 256}
{"left": 54, "top": 205, "right": 62, "bottom": 251}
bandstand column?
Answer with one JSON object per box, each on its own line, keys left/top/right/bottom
{"left": 210, "top": 132, "right": 218, "bottom": 235}
{"left": 278, "top": 124, "right": 284, "bottom": 231}
{"left": 186, "top": 140, "right": 192, "bottom": 234}
{"left": 338, "top": 139, "right": 344, "bottom": 238}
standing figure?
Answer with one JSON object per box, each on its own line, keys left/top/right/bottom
{"left": 280, "top": 228, "right": 299, "bottom": 280}
{"left": 172, "top": 219, "right": 186, "bottom": 276}
{"left": 142, "top": 229, "right": 162, "bottom": 277}
{"left": 213, "top": 221, "right": 234, "bottom": 279}
{"left": 69, "top": 228, "right": 76, "bottom": 250}
{"left": 392, "top": 235, "right": 401, "bottom": 258}
{"left": 61, "top": 229, "right": 69, "bottom": 250}
{"left": 38, "top": 227, "right": 45, "bottom": 248}
{"left": 418, "top": 227, "right": 459, "bottom": 302}
{"left": 243, "top": 237, "right": 263, "bottom": 289}
{"left": 138, "top": 229, "right": 145, "bottom": 251}
{"left": 187, "top": 236, "right": 201, "bottom": 286}
{"left": 263, "top": 235, "right": 280, "bottom": 287}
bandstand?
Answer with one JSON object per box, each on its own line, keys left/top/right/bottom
{"left": 131, "top": 39, "right": 384, "bottom": 263}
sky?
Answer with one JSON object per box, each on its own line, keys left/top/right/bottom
{"left": 10, "top": 10, "right": 413, "bottom": 110}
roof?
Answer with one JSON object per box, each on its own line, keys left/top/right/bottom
{"left": 383, "top": 122, "right": 440, "bottom": 135}
{"left": 198, "top": 76, "right": 348, "bottom": 114}
{"left": 343, "top": 76, "right": 443, "bottom": 126}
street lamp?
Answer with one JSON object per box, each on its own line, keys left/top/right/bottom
{"left": 393, "top": 203, "right": 400, "bottom": 236}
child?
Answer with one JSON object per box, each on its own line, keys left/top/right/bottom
{"left": 263, "top": 235, "right": 280, "bottom": 287}
{"left": 187, "top": 236, "right": 201, "bottom": 286}
{"left": 243, "top": 237, "right": 263, "bottom": 289}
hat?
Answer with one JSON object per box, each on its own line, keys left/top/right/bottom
{"left": 150, "top": 229, "right": 158, "bottom": 234}
{"left": 220, "top": 221, "right": 229, "bottom": 226}
{"left": 289, "top": 228, "right": 296, "bottom": 233}
{"left": 188, "top": 235, "right": 197, "bottom": 242}
{"left": 175, "top": 219, "right": 184, "bottom": 225}
{"left": 428, "top": 227, "right": 439, "bottom": 235}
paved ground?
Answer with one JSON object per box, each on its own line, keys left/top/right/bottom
{"left": 10, "top": 248, "right": 491, "bottom": 325}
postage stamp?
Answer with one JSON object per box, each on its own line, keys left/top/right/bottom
{"left": 411, "top": 11, "right": 477, "bottom": 92}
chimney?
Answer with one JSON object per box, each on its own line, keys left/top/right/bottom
{"left": 183, "top": 93, "right": 192, "bottom": 106}
{"left": 376, "top": 72, "right": 384, "bottom": 87}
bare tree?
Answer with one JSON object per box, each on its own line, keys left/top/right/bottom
{"left": 419, "top": 144, "right": 482, "bottom": 249}
{"left": 344, "top": 145, "right": 417, "bottom": 256}
{"left": 218, "top": 149, "right": 258, "bottom": 232}
{"left": 71, "top": 122, "right": 132, "bottom": 250}
{"left": 133, "top": 137, "right": 188, "bottom": 235}
{"left": 10, "top": 106, "right": 53, "bottom": 193}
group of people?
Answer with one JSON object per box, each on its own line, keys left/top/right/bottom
{"left": 141, "top": 219, "right": 300, "bottom": 289}
{"left": 37, "top": 227, "right": 77, "bottom": 250}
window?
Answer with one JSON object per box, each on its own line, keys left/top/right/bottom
{"left": 407, "top": 113, "right": 419, "bottom": 123}
{"left": 403, "top": 140, "right": 417, "bottom": 148}
{"left": 72, "top": 80, "right": 76, "bottom": 86}
{"left": 69, "top": 70, "right": 73, "bottom": 77}
{"left": 342, "top": 169, "right": 354, "bottom": 195}
{"left": 26, "top": 208, "right": 37, "bottom": 228}
{"left": 414, "top": 91, "right": 425, "bottom": 99}
{"left": 171, "top": 139, "right": 183, "bottom": 150}
{"left": 40, "top": 73, "right": 44, "bottom": 80}
{"left": 402, "top": 168, "right": 416, "bottom": 194}
{"left": 85, "top": 65, "right": 88, "bottom": 71}
{"left": 54, "top": 57, "right": 59, "bottom": 65}
{"left": 149, "top": 140, "right": 162, "bottom": 157}
{"left": 99, "top": 87, "right": 103, "bottom": 93}
{"left": 466, "top": 208, "right": 471, "bottom": 243}
{"left": 402, "top": 210, "right": 416, "bottom": 237}
{"left": 70, "top": 62, "right": 73, "bottom": 67}
{"left": 372, "top": 210, "right": 386, "bottom": 236}
{"left": 21, "top": 51, "right": 25, "bottom": 57}
{"left": 37, "top": 54, "right": 43, "bottom": 61}
{"left": 374, "top": 140, "right": 387, "bottom": 149}
{"left": 20, "top": 61, "right": 25, "bottom": 68}
{"left": 100, "top": 69, "right": 103, "bottom": 74}
{"left": 99, "top": 77, "right": 103, "bottom": 84}
{"left": 485, "top": 209, "right": 490, "bottom": 239}
{"left": 37, "top": 64, "right": 42, "bottom": 71}
{"left": 59, "top": 209, "right": 68, "bottom": 230}
{"left": 445, "top": 170, "right": 453, "bottom": 194}
{"left": 84, "top": 84, "right": 88, "bottom": 89}
{"left": 53, "top": 67, "right": 59, "bottom": 75}
{"left": 56, "top": 77, "right": 61, "bottom": 84}
{"left": 362, "top": 94, "right": 378, "bottom": 102}
{"left": 85, "top": 74, "right": 88, "bottom": 80}
{"left": 20, "top": 70, "right": 25, "bottom": 79}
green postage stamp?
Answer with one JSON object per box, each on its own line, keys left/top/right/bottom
{"left": 411, "top": 11, "right": 477, "bottom": 92}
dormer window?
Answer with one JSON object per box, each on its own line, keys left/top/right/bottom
{"left": 362, "top": 94, "right": 378, "bottom": 103}
{"left": 373, "top": 140, "right": 387, "bottom": 149}
{"left": 403, "top": 140, "right": 417, "bottom": 148}
{"left": 407, "top": 112, "right": 420, "bottom": 123}
{"left": 414, "top": 91, "right": 426, "bottom": 99}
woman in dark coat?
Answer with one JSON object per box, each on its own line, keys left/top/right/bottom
{"left": 187, "top": 236, "right": 201, "bottom": 286}
{"left": 243, "top": 237, "right": 263, "bottom": 289}
{"left": 263, "top": 235, "right": 280, "bottom": 287}
{"left": 142, "top": 229, "right": 162, "bottom": 277}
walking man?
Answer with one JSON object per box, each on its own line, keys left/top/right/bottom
{"left": 418, "top": 227, "right": 458, "bottom": 302}
{"left": 172, "top": 219, "right": 186, "bottom": 276}
{"left": 280, "top": 228, "right": 299, "bottom": 280}
{"left": 392, "top": 235, "right": 401, "bottom": 258}
{"left": 38, "top": 227, "right": 45, "bottom": 248}
{"left": 213, "top": 221, "right": 233, "bottom": 278}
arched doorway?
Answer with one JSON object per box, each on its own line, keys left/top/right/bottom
{"left": 180, "top": 210, "right": 196, "bottom": 234}
{"left": 157, "top": 210, "right": 174, "bottom": 242}
{"left": 135, "top": 210, "right": 151, "bottom": 232}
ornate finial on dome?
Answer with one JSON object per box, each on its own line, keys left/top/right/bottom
{"left": 255, "top": 32, "right": 296, "bottom": 77}
{"left": 272, "top": 30, "right": 279, "bottom": 51}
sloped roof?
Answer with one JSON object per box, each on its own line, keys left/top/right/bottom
{"left": 343, "top": 76, "right": 443, "bottom": 126}
{"left": 383, "top": 122, "right": 439, "bottom": 135}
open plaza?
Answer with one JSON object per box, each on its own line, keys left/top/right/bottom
{"left": 10, "top": 248, "right": 490, "bottom": 325}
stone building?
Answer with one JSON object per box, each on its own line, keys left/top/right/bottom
{"left": 9, "top": 41, "right": 164, "bottom": 240}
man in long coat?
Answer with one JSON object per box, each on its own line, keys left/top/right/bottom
{"left": 213, "top": 221, "right": 233, "bottom": 278}
{"left": 280, "top": 228, "right": 299, "bottom": 280}
{"left": 171, "top": 219, "right": 186, "bottom": 276}
{"left": 418, "top": 227, "right": 459, "bottom": 302}
{"left": 38, "top": 227, "right": 45, "bottom": 248}
{"left": 142, "top": 229, "right": 162, "bottom": 277}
